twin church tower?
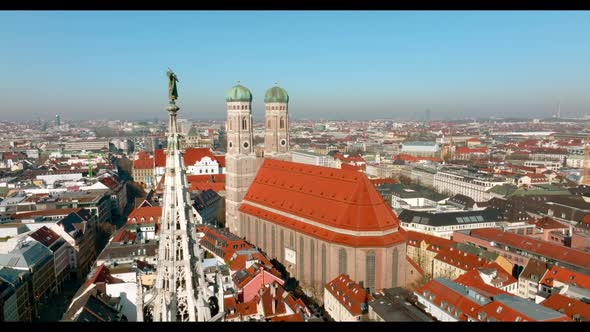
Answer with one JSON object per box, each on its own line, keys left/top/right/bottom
{"left": 225, "top": 84, "right": 291, "bottom": 235}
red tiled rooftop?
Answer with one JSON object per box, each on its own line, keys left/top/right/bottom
{"left": 186, "top": 174, "right": 225, "bottom": 183}
{"left": 541, "top": 294, "right": 590, "bottom": 321}
{"left": 406, "top": 256, "right": 425, "bottom": 276}
{"left": 454, "top": 269, "right": 511, "bottom": 298}
{"left": 126, "top": 206, "right": 162, "bottom": 225}
{"left": 534, "top": 217, "right": 568, "bottom": 230}
{"left": 133, "top": 158, "right": 154, "bottom": 170}
{"left": 416, "top": 279, "right": 483, "bottom": 321}
{"left": 434, "top": 247, "right": 489, "bottom": 272}
{"left": 239, "top": 204, "right": 406, "bottom": 248}
{"left": 406, "top": 230, "right": 454, "bottom": 249}
{"left": 28, "top": 226, "right": 61, "bottom": 247}
{"left": 242, "top": 159, "right": 401, "bottom": 233}
{"left": 542, "top": 265, "right": 590, "bottom": 290}
{"left": 325, "top": 274, "right": 369, "bottom": 317}
{"left": 215, "top": 155, "right": 226, "bottom": 168}
{"left": 455, "top": 147, "right": 489, "bottom": 155}
{"left": 184, "top": 148, "right": 217, "bottom": 166}
{"left": 467, "top": 228, "right": 590, "bottom": 271}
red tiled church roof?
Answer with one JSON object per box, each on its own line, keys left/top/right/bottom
{"left": 239, "top": 203, "right": 406, "bottom": 248}
{"left": 242, "top": 159, "right": 401, "bottom": 233}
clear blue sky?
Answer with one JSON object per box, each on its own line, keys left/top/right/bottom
{"left": 1, "top": 11, "right": 589, "bottom": 121}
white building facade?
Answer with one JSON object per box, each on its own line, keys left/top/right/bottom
{"left": 433, "top": 170, "right": 507, "bottom": 202}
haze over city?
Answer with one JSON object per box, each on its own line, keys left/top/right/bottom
{"left": 1, "top": 11, "right": 590, "bottom": 121}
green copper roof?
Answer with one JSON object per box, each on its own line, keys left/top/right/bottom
{"left": 226, "top": 84, "right": 252, "bottom": 102}
{"left": 264, "top": 86, "right": 289, "bottom": 103}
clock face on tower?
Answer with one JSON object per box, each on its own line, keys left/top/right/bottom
{"left": 280, "top": 139, "right": 287, "bottom": 147}
{"left": 243, "top": 142, "right": 249, "bottom": 148}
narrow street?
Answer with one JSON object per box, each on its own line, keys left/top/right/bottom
{"left": 36, "top": 279, "right": 82, "bottom": 321}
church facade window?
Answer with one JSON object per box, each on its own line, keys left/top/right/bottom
{"left": 338, "top": 248, "right": 347, "bottom": 275}
{"left": 322, "top": 244, "right": 327, "bottom": 286}
{"left": 310, "top": 240, "right": 315, "bottom": 284}
{"left": 392, "top": 248, "right": 399, "bottom": 287}
{"left": 366, "top": 250, "right": 376, "bottom": 293}
{"left": 299, "top": 237, "right": 305, "bottom": 280}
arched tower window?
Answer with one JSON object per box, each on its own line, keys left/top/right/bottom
{"left": 242, "top": 117, "right": 247, "bottom": 130}
{"left": 229, "top": 120, "right": 232, "bottom": 131}
{"left": 392, "top": 248, "right": 399, "bottom": 287}
{"left": 255, "top": 220, "right": 259, "bottom": 245}
{"left": 338, "top": 248, "right": 347, "bottom": 275}
{"left": 322, "top": 244, "right": 327, "bottom": 286}
{"left": 310, "top": 240, "right": 315, "bottom": 285}
{"left": 299, "top": 237, "right": 305, "bottom": 281}
{"left": 366, "top": 250, "right": 376, "bottom": 293}
{"left": 280, "top": 229, "right": 284, "bottom": 261}
{"left": 280, "top": 117, "right": 285, "bottom": 129}
{"left": 247, "top": 218, "right": 251, "bottom": 240}
{"left": 262, "top": 223, "right": 267, "bottom": 250}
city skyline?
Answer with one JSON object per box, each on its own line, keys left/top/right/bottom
{"left": 1, "top": 11, "right": 590, "bottom": 121}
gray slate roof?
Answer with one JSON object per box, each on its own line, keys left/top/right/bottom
{"left": 398, "top": 209, "right": 499, "bottom": 227}
{"left": 0, "top": 241, "right": 53, "bottom": 269}
{"left": 493, "top": 293, "right": 565, "bottom": 321}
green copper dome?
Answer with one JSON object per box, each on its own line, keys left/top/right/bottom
{"left": 226, "top": 84, "right": 253, "bottom": 102}
{"left": 264, "top": 86, "right": 289, "bottom": 103}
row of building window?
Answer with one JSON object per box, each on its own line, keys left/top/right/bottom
{"left": 266, "top": 105, "right": 287, "bottom": 111}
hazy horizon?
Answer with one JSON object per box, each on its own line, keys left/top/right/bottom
{"left": 1, "top": 11, "right": 589, "bottom": 121}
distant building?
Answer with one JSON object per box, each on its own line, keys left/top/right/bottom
{"left": 64, "top": 140, "right": 110, "bottom": 152}
{"left": 453, "top": 228, "right": 590, "bottom": 275}
{"left": 400, "top": 142, "right": 440, "bottom": 158}
{"left": 398, "top": 209, "right": 499, "bottom": 240}
{"left": 433, "top": 168, "right": 507, "bottom": 202}
{"left": 0, "top": 267, "right": 32, "bottom": 321}
{"left": 415, "top": 278, "right": 570, "bottom": 321}
{"left": 0, "top": 241, "right": 56, "bottom": 317}
{"left": 132, "top": 152, "right": 155, "bottom": 189}
{"left": 378, "top": 183, "right": 448, "bottom": 210}
{"left": 517, "top": 258, "right": 549, "bottom": 302}
{"left": 290, "top": 150, "right": 337, "bottom": 168}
